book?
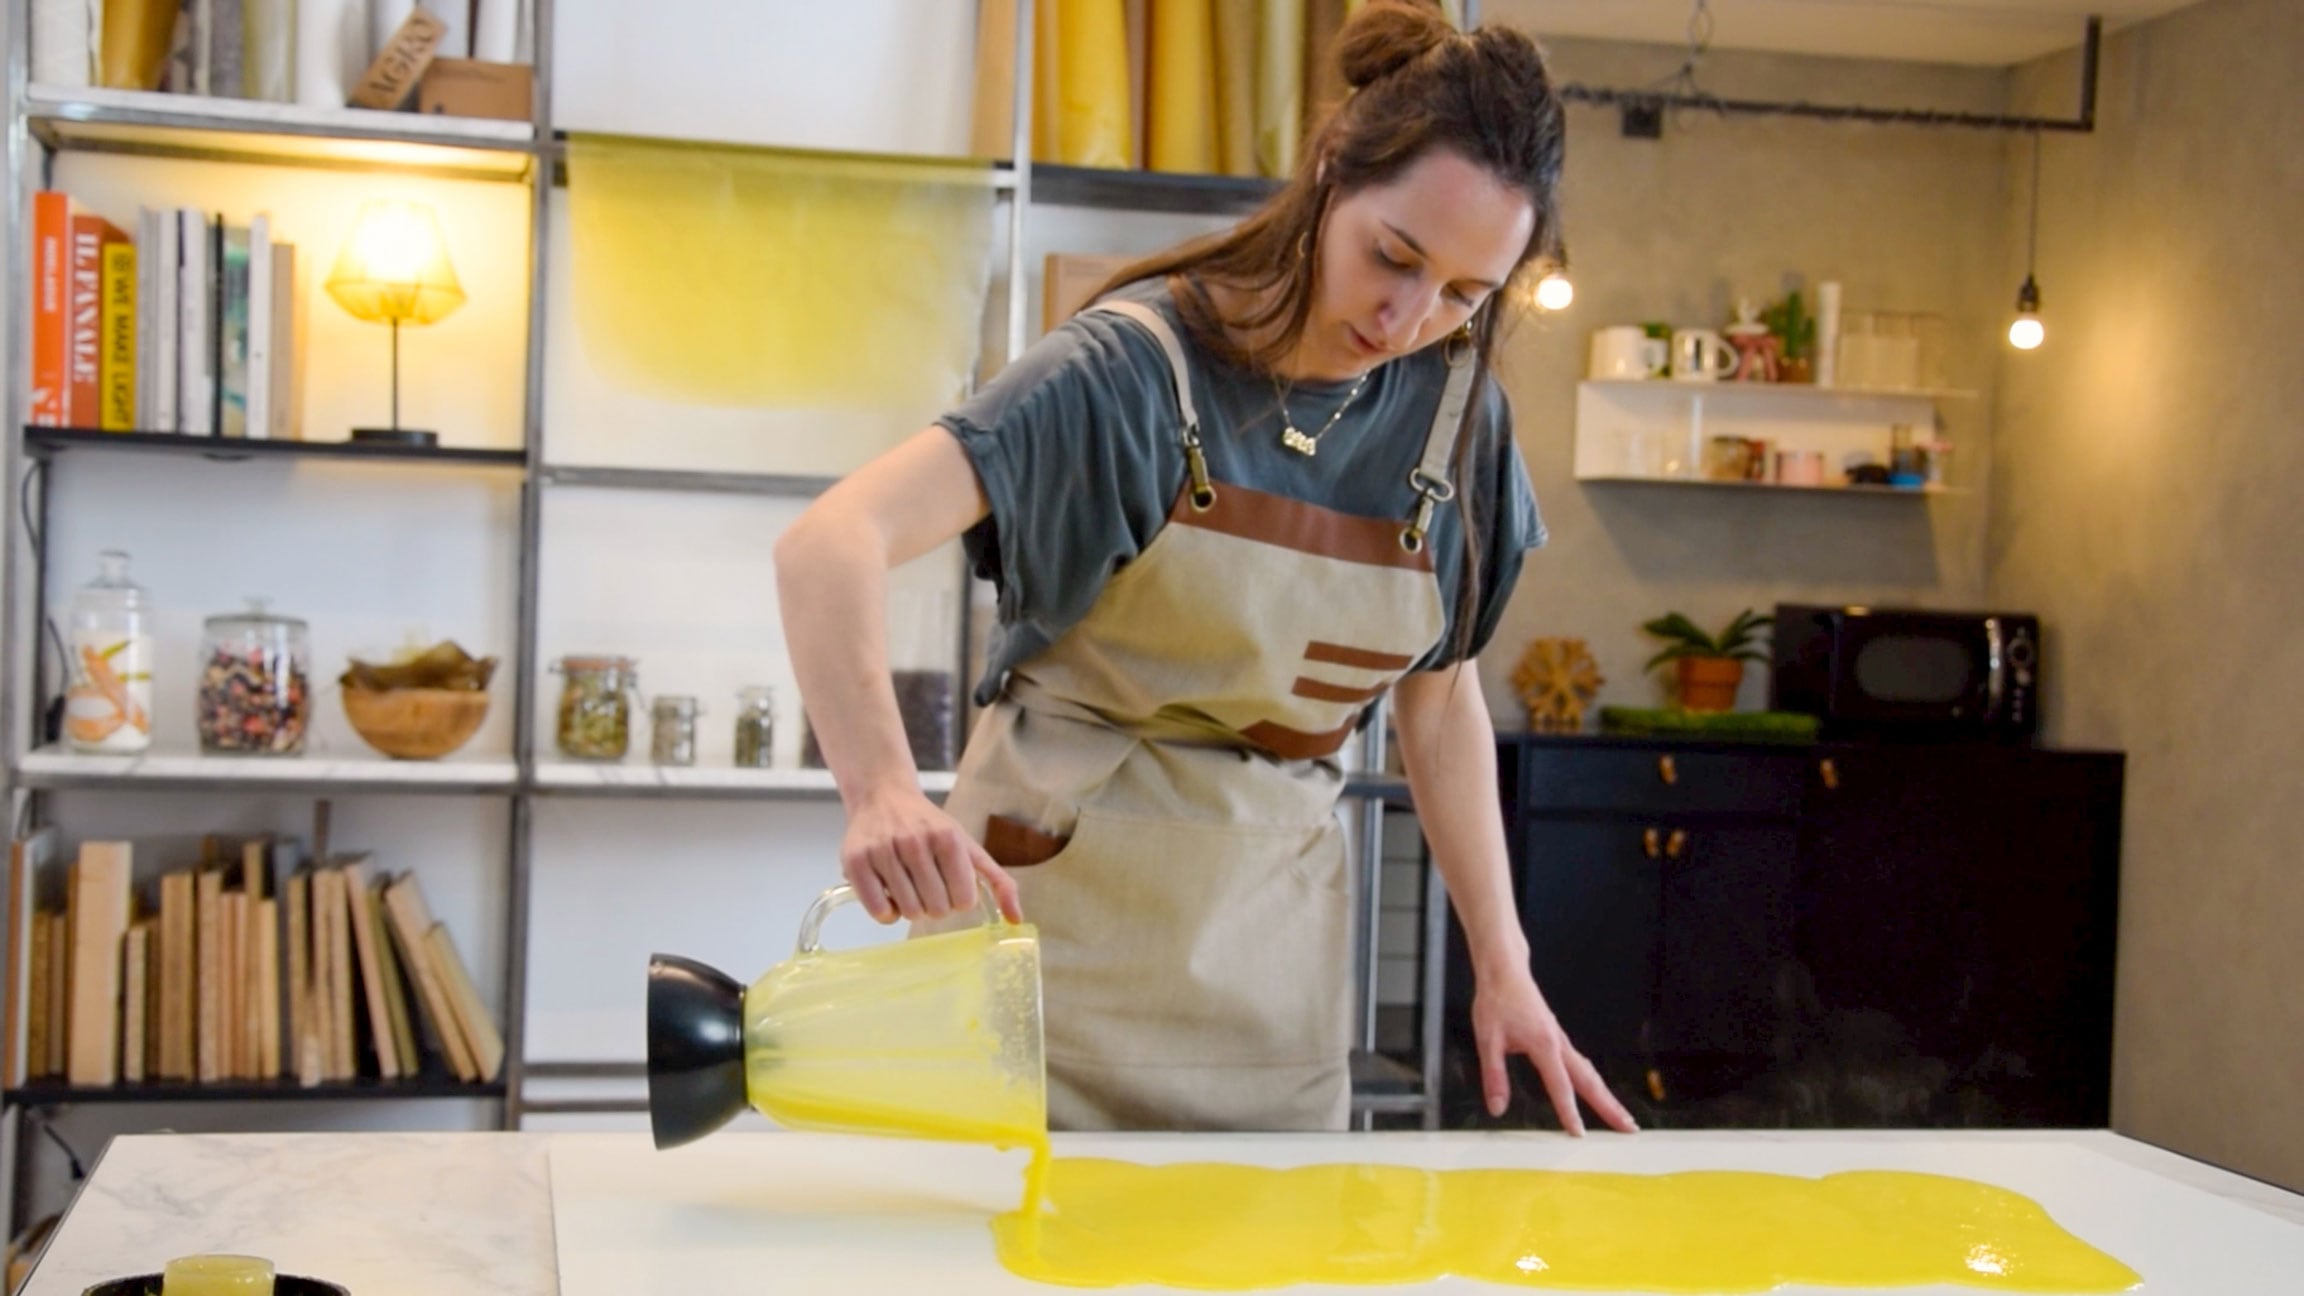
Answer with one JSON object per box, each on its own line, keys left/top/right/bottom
{"left": 218, "top": 223, "right": 252, "bottom": 439}
{"left": 141, "top": 206, "right": 181, "bottom": 433}
{"left": 43, "top": 904, "right": 68, "bottom": 1079}
{"left": 340, "top": 857, "right": 401, "bottom": 1079}
{"left": 30, "top": 192, "right": 74, "bottom": 426}
{"left": 66, "top": 841, "right": 133, "bottom": 1086}
{"left": 157, "top": 869, "right": 195, "bottom": 1080}
{"left": 366, "top": 882, "right": 419, "bottom": 1080}
{"left": 99, "top": 239, "right": 138, "bottom": 430}
{"left": 195, "top": 866, "right": 223, "bottom": 1081}
{"left": 27, "top": 916, "right": 54, "bottom": 1082}
{"left": 245, "top": 220, "right": 297, "bottom": 441}
{"left": 285, "top": 868, "right": 310, "bottom": 1085}
{"left": 68, "top": 209, "right": 129, "bottom": 427}
{"left": 121, "top": 922, "right": 152, "bottom": 1084}
{"left": 426, "top": 923, "right": 503, "bottom": 1083}
{"left": 381, "top": 872, "right": 475, "bottom": 1081}
{"left": 256, "top": 898, "right": 281, "bottom": 1077}
{"left": 318, "top": 865, "right": 354, "bottom": 1079}
{"left": 243, "top": 0, "right": 295, "bottom": 100}
{"left": 177, "top": 208, "right": 216, "bottom": 437}
{"left": 5, "top": 830, "right": 60, "bottom": 1087}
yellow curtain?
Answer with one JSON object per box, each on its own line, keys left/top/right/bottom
{"left": 1056, "top": 0, "right": 1133, "bottom": 168}
{"left": 565, "top": 136, "right": 998, "bottom": 412}
{"left": 1254, "top": 0, "right": 1304, "bottom": 178}
{"left": 1211, "top": 1, "right": 1257, "bottom": 176}
{"left": 1148, "top": 0, "right": 1219, "bottom": 173}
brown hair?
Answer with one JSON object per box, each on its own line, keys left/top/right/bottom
{"left": 1096, "top": 0, "right": 1567, "bottom": 664}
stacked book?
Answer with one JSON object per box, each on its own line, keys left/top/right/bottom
{"left": 28, "top": 190, "right": 299, "bottom": 439}
{"left": 3, "top": 828, "right": 505, "bottom": 1090}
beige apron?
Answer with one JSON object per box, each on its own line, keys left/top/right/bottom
{"left": 938, "top": 301, "right": 1474, "bottom": 1131}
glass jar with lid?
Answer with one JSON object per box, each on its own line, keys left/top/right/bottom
{"left": 554, "top": 655, "right": 639, "bottom": 760}
{"left": 651, "top": 695, "right": 700, "bottom": 766}
{"left": 733, "top": 685, "right": 776, "bottom": 768}
{"left": 64, "top": 550, "right": 155, "bottom": 754}
{"left": 198, "top": 598, "right": 311, "bottom": 756}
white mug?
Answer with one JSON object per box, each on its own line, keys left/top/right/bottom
{"left": 1588, "top": 326, "right": 1667, "bottom": 380}
{"left": 1671, "top": 328, "right": 1739, "bottom": 382}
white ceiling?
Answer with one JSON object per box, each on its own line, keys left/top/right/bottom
{"left": 1486, "top": 0, "right": 2212, "bottom": 66}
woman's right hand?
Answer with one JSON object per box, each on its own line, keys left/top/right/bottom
{"left": 841, "top": 787, "right": 1022, "bottom": 925}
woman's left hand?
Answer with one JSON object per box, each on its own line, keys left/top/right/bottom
{"left": 1471, "top": 968, "right": 1640, "bottom": 1135}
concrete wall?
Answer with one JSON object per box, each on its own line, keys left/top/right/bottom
{"left": 1992, "top": 0, "right": 2304, "bottom": 1191}
{"left": 1475, "top": 13, "right": 2013, "bottom": 718}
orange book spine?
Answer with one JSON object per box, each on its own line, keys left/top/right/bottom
{"left": 30, "top": 193, "right": 72, "bottom": 426}
{"left": 67, "top": 212, "right": 126, "bottom": 427}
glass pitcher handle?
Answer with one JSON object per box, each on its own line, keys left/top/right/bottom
{"left": 795, "top": 882, "right": 1002, "bottom": 955}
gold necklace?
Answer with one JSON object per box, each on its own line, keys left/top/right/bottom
{"left": 1275, "top": 371, "right": 1372, "bottom": 457}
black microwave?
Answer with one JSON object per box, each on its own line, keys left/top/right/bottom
{"left": 1769, "top": 604, "right": 2040, "bottom": 741}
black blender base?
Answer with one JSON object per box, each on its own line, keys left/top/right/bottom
{"left": 646, "top": 953, "right": 749, "bottom": 1149}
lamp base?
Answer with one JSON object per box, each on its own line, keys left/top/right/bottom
{"left": 350, "top": 426, "right": 439, "bottom": 448}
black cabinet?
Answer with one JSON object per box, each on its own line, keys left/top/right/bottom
{"left": 1449, "top": 735, "right": 2122, "bottom": 1131}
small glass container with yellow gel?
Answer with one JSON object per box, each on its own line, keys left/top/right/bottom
{"left": 161, "top": 1253, "right": 274, "bottom": 1296}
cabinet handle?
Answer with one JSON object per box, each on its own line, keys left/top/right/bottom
{"left": 1642, "top": 828, "right": 1662, "bottom": 859}
{"left": 1665, "top": 829, "right": 1687, "bottom": 860}
{"left": 1820, "top": 758, "right": 1840, "bottom": 791}
{"left": 1658, "top": 754, "right": 1678, "bottom": 786}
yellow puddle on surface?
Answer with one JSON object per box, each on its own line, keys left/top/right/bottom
{"left": 989, "top": 1157, "right": 2142, "bottom": 1293}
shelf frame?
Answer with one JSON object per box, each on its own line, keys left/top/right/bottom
{"left": 5, "top": 1077, "right": 508, "bottom": 1106}
{"left": 24, "top": 84, "right": 540, "bottom": 182}
{"left": 24, "top": 426, "right": 528, "bottom": 467}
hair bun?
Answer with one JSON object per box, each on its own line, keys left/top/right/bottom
{"left": 1336, "top": 0, "right": 1457, "bottom": 93}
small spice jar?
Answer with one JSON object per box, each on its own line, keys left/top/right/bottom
{"left": 733, "top": 685, "right": 776, "bottom": 768}
{"left": 553, "top": 655, "right": 638, "bottom": 760}
{"left": 651, "top": 695, "right": 700, "bottom": 766}
{"left": 197, "top": 599, "right": 310, "bottom": 756}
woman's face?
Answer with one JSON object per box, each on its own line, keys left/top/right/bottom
{"left": 1302, "top": 147, "right": 1535, "bottom": 381}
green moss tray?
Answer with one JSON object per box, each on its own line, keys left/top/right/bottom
{"left": 1597, "top": 707, "right": 1821, "bottom": 743}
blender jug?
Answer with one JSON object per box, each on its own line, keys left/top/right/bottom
{"left": 647, "top": 884, "right": 1045, "bottom": 1151}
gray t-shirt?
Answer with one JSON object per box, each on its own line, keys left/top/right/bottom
{"left": 942, "top": 278, "right": 1546, "bottom": 705}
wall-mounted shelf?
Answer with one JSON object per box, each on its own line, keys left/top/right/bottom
{"left": 1029, "top": 162, "right": 1279, "bottom": 214}
{"left": 25, "top": 427, "right": 528, "bottom": 468}
{"left": 25, "top": 84, "right": 539, "bottom": 179}
{"left": 14, "top": 746, "right": 521, "bottom": 794}
{"left": 530, "top": 761, "right": 954, "bottom": 800}
{"left": 1573, "top": 379, "right": 1958, "bottom": 493}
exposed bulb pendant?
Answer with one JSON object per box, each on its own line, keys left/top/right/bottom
{"left": 2009, "top": 131, "right": 2045, "bottom": 351}
{"left": 1534, "top": 272, "right": 1574, "bottom": 312}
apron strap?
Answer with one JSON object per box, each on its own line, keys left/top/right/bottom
{"left": 1401, "top": 352, "right": 1477, "bottom": 554}
{"left": 1088, "top": 300, "right": 1217, "bottom": 511}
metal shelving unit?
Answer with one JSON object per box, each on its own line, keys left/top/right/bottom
{"left": 0, "top": 5, "right": 1465, "bottom": 1220}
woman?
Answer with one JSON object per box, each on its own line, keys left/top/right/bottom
{"left": 775, "top": 0, "right": 1635, "bottom": 1137}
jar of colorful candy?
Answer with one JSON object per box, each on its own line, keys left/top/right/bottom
{"left": 197, "top": 599, "right": 311, "bottom": 756}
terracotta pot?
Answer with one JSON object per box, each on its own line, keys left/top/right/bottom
{"left": 1675, "top": 657, "right": 1745, "bottom": 713}
{"left": 1776, "top": 355, "right": 1814, "bottom": 384}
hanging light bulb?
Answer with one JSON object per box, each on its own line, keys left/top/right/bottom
{"left": 1534, "top": 272, "right": 1574, "bottom": 312}
{"left": 2009, "top": 130, "right": 2046, "bottom": 350}
{"left": 2008, "top": 275, "right": 2044, "bottom": 350}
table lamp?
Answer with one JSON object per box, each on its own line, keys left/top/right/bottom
{"left": 325, "top": 199, "right": 466, "bottom": 447}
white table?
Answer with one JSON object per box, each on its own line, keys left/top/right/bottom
{"left": 22, "top": 1130, "right": 2304, "bottom": 1295}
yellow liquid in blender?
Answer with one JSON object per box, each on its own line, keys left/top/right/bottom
{"left": 990, "top": 1159, "right": 2141, "bottom": 1292}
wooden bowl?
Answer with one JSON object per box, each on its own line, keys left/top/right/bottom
{"left": 341, "top": 685, "right": 489, "bottom": 760}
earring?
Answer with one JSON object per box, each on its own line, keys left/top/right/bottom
{"left": 1444, "top": 320, "right": 1476, "bottom": 364}
{"left": 1295, "top": 232, "right": 1311, "bottom": 261}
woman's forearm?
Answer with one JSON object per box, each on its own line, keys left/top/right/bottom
{"left": 773, "top": 510, "right": 919, "bottom": 809}
{"left": 1392, "top": 667, "right": 1531, "bottom": 985}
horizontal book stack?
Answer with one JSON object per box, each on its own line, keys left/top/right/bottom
{"left": 29, "top": 189, "right": 301, "bottom": 440}
{"left": 3, "top": 828, "right": 504, "bottom": 1090}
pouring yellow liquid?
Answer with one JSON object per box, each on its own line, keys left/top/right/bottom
{"left": 989, "top": 1158, "right": 2140, "bottom": 1292}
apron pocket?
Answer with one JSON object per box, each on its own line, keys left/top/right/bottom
{"left": 1022, "top": 807, "right": 1353, "bottom": 1068}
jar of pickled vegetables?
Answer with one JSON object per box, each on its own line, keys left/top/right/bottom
{"left": 733, "top": 685, "right": 776, "bottom": 768}
{"left": 554, "top": 655, "right": 639, "bottom": 760}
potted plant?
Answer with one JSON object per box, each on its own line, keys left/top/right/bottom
{"left": 1762, "top": 291, "right": 1816, "bottom": 383}
{"left": 1642, "top": 609, "right": 1773, "bottom": 712}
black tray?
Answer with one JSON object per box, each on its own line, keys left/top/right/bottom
{"left": 83, "top": 1277, "right": 347, "bottom": 1295}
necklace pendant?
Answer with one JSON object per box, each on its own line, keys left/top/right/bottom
{"left": 1280, "top": 426, "right": 1319, "bottom": 456}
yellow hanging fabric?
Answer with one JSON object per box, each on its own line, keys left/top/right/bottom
{"left": 1254, "top": 0, "right": 1303, "bottom": 178}
{"left": 1033, "top": 0, "right": 1063, "bottom": 160}
{"left": 1211, "top": 0, "right": 1257, "bottom": 176}
{"left": 565, "top": 135, "right": 997, "bottom": 412}
{"left": 1148, "top": 0, "right": 1219, "bottom": 173}
{"left": 1056, "top": 0, "right": 1133, "bottom": 168}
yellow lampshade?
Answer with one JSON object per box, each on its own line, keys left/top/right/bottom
{"left": 325, "top": 200, "right": 466, "bottom": 326}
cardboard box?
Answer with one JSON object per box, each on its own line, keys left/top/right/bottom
{"left": 418, "top": 59, "right": 535, "bottom": 122}
{"left": 1042, "top": 253, "right": 1140, "bottom": 333}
